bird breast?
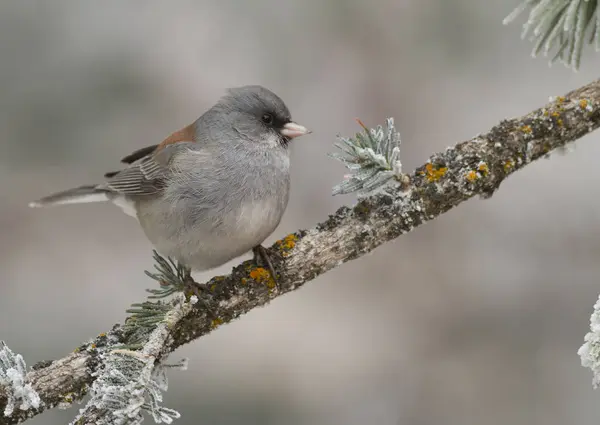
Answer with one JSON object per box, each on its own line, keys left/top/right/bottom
{"left": 207, "top": 147, "right": 291, "bottom": 253}
{"left": 232, "top": 194, "right": 287, "bottom": 245}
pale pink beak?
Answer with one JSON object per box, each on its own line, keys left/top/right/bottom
{"left": 280, "top": 122, "right": 311, "bottom": 138}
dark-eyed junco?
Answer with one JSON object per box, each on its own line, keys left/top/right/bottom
{"left": 30, "top": 85, "right": 311, "bottom": 281}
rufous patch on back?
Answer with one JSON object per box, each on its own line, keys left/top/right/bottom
{"left": 157, "top": 123, "right": 196, "bottom": 151}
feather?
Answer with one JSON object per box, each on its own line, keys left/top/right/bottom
{"left": 29, "top": 185, "right": 109, "bottom": 208}
{"left": 105, "top": 155, "right": 166, "bottom": 196}
{"left": 120, "top": 144, "right": 159, "bottom": 164}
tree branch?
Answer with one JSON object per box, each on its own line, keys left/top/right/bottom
{"left": 2, "top": 79, "right": 600, "bottom": 424}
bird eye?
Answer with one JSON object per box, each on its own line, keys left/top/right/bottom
{"left": 261, "top": 113, "right": 274, "bottom": 124}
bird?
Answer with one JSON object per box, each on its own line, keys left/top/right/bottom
{"left": 29, "top": 85, "right": 311, "bottom": 288}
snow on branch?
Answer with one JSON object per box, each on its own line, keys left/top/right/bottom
{"left": 2, "top": 79, "right": 600, "bottom": 424}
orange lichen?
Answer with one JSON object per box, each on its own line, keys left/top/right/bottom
{"left": 556, "top": 96, "right": 565, "bottom": 103}
{"left": 424, "top": 163, "right": 447, "bottom": 182}
{"left": 503, "top": 160, "right": 514, "bottom": 172}
{"left": 277, "top": 233, "right": 298, "bottom": 256}
{"left": 211, "top": 318, "right": 223, "bottom": 328}
{"left": 580, "top": 99, "right": 588, "bottom": 110}
{"left": 551, "top": 111, "right": 560, "bottom": 118}
{"left": 250, "top": 267, "right": 269, "bottom": 281}
{"left": 477, "top": 163, "right": 489, "bottom": 175}
{"left": 465, "top": 170, "right": 478, "bottom": 182}
{"left": 241, "top": 278, "right": 248, "bottom": 285}
{"left": 249, "top": 267, "right": 275, "bottom": 288}
{"left": 281, "top": 234, "right": 297, "bottom": 249}
{"left": 557, "top": 118, "right": 563, "bottom": 127}
{"left": 520, "top": 125, "right": 532, "bottom": 134}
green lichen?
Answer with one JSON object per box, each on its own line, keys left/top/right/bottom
{"left": 353, "top": 200, "right": 371, "bottom": 220}
{"left": 210, "top": 318, "right": 223, "bottom": 329}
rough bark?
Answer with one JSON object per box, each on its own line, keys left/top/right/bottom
{"left": 2, "top": 79, "right": 600, "bottom": 424}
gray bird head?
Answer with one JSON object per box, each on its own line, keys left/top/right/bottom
{"left": 206, "top": 85, "right": 310, "bottom": 148}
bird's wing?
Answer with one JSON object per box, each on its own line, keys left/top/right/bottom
{"left": 103, "top": 156, "right": 166, "bottom": 196}
{"left": 104, "top": 144, "right": 159, "bottom": 178}
{"left": 115, "top": 122, "right": 196, "bottom": 166}
{"left": 119, "top": 144, "right": 159, "bottom": 164}
{"left": 102, "top": 142, "right": 194, "bottom": 196}
{"left": 102, "top": 122, "right": 198, "bottom": 195}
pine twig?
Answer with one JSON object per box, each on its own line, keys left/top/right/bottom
{"left": 71, "top": 294, "right": 194, "bottom": 425}
{"left": 0, "top": 343, "right": 40, "bottom": 418}
{"left": 329, "top": 117, "right": 406, "bottom": 195}
{"left": 579, "top": 295, "right": 600, "bottom": 388}
{"left": 504, "top": 0, "right": 600, "bottom": 70}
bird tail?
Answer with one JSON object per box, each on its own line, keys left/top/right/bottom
{"left": 29, "top": 185, "right": 110, "bottom": 208}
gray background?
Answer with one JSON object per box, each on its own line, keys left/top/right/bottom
{"left": 1, "top": 1, "right": 600, "bottom": 424}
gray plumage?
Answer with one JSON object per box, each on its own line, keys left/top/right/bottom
{"left": 30, "top": 85, "right": 311, "bottom": 270}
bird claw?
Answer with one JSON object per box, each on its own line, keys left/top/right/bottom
{"left": 182, "top": 275, "right": 216, "bottom": 318}
{"left": 252, "top": 245, "right": 280, "bottom": 289}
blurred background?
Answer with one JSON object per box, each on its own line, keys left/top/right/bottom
{"left": 1, "top": 1, "right": 600, "bottom": 424}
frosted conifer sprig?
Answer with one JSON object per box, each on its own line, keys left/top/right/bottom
{"left": 578, "top": 295, "right": 600, "bottom": 388}
{"left": 144, "top": 250, "right": 192, "bottom": 299}
{"left": 123, "top": 301, "right": 172, "bottom": 349}
{"left": 0, "top": 341, "right": 41, "bottom": 417}
{"left": 73, "top": 257, "right": 198, "bottom": 423}
{"left": 121, "top": 251, "right": 192, "bottom": 348}
{"left": 71, "top": 351, "right": 183, "bottom": 424}
{"left": 330, "top": 117, "right": 404, "bottom": 195}
{"left": 73, "top": 294, "right": 195, "bottom": 424}
{"left": 504, "top": 0, "right": 600, "bottom": 70}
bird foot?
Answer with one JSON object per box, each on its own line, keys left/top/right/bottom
{"left": 252, "top": 245, "right": 280, "bottom": 289}
{"left": 181, "top": 273, "right": 216, "bottom": 317}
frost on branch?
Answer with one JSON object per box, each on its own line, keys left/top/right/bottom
{"left": 504, "top": 0, "right": 600, "bottom": 71}
{"left": 329, "top": 117, "right": 405, "bottom": 196}
{"left": 72, "top": 293, "right": 195, "bottom": 424}
{"left": 579, "top": 295, "right": 600, "bottom": 388}
{"left": 70, "top": 351, "right": 185, "bottom": 424}
{"left": 0, "top": 341, "right": 41, "bottom": 417}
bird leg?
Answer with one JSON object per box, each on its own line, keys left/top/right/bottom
{"left": 179, "top": 265, "right": 216, "bottom": 317}
{"left": 252, "top": 245, "right": 280, "bottom": 288}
